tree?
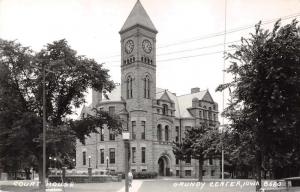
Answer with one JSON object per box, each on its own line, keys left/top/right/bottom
{"left": 222, "top": 128, "right": 256, "bottom": 179}
{"left": 0, "top": 39, "right": 120, "bottom": 186}
{"left": 70, "top": 108, "right": 122, "bottom": 145}
{"left": 217, "top": 19, "right": 300, "bottom": 190}
{"left": 173, "top": 125, "right": 220, "bottom": 181}
{"left": 172, "top": 141, "right": 187, "bottom": 178}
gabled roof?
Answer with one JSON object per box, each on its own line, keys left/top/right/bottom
{"left": 120, "top": 0, "right": 157, "bottom": 33}
{"left": 202, "top": 91, "right": 214, "bottom": 103}
{"left": 101, "top": 85, "right": 122, "bottom": 102}
{"left": 155, "top": 88, "right": 209, "bottom": 118}
{"left": 176, "top": 90, "right": 208, "bottom": 118}
{"left": 156, "top": 90, "right": 174, "bottom": 103}
{"left": 155, "top": 88, "right": 165, "bottom": 99}
{"left": 87, "top": 86, "right": 212, "bottom": 119}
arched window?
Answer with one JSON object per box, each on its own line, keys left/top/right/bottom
{"left": 162, "top": 104, "right": 168, "bottom": 115}
{"left": 82, "top": 151, "right": 86, "bottom": 165}
{"left": 143, "top": 75, "right": 150, "bottom": 98}
{"left": 203, "top": 106, "right": 207, "bottom": 119}
{"left": 126, "top": 76, "right": 133, "bottom": 99}
{"left": 208, "top": 107, "right": 212, "bottom": 120}
{"left": 143, "top": 77, "right": 146, "bottom": 98}
{"left": 165, "top": 125, "right": 169, "bottom": 141}
{"left": 157, "top": 124, "right": 162, "bottom": 141}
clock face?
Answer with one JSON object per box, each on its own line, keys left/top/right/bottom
{"left": 125, "top": 40, "right": 134, "bottom": 54}
{"left": 142, "top": 39, "right": 152, "bottom": 54}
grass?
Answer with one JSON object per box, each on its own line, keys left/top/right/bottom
{"left": 0, "top": 181, "right": 124, "bottom": 192}
{"left": 0, "top": 179, "right": 285, "bottom": 192}
{"left": 138, "top": 179, "right": 285, "bottom": 192}
{"left": 138, "top": 180, "right": 255, "bottom": 192}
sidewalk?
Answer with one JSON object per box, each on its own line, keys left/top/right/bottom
{"left": 117, "top": 180, "right": 143, "bottom": 192}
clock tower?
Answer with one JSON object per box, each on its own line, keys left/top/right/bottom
{"left": 119, "top": 0, "right": 157, "bottom": 111}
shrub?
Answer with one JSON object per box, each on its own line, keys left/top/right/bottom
{"left": 224, "top": 172, "right": 231, "bottom": 179}
{"left": 111, "top": 171, "right": 158, "bottom": 179}
{"left": 111, "top": 171, "right": 125, "bottom": 179}
{"left": 133, "top": 171, "right": 158, "bottom": 179}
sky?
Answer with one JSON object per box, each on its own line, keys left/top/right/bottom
{"left": 1, "top": 0, "right": 300, "bottom": 120}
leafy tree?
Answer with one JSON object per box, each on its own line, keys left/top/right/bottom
{"left": 222, "top": 128, "right": 256, "bottom": 178}
{"left": 0, "top": 39, "right": 120, "bottom": 185}
{"left": 217, "top": 19, "right": 300, "bottom": 190}
{"left": 172, "top": 141, "right": 187, "bottom": 178}
{"left": 70, "top": 108, "right": 122, "bottom": 145}
{"left": 173, "top": 125, "right": 220, "bottom": 181}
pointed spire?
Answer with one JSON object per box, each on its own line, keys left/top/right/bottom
{"left": 120, "top": 0, "right": 157, "bottom": 34}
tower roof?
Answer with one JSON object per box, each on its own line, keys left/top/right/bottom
{"left": 120, "top": 0, "right": 157, "bottom": 33}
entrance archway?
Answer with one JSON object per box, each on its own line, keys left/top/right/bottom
{"left": 158, "top": 156, "right": 170, "bottom": 176}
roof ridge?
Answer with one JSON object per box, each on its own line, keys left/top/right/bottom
{"left": 177, "top": 89, "right": 207, "bottom": 97}
{"left": 155, "top": 90, "right": 166, "bottom": 94}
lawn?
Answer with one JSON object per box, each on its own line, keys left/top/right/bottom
{"left": 0, "top": 179, "right": 285, "bottom": 192}
{"left": 0, "top": 181, "right": 124, "bottom": 192}
{"left": 138, "top": 180, "right": 255, "bottom": 192}
{"left": 138, "top": 179, "right": 284, "bottom": 192}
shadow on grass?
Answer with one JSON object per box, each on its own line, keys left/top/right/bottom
{"left": 0, "top": 185, "right": 40, "bottom": 192}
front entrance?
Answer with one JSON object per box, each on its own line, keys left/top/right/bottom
{"left": 158, "top": 156, "right": 170, "bottom": 176}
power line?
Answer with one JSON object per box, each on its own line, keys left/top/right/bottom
{"left": 157, "top": 49, "right": 235, "bottom": 63}
{"left": 104, "top": 40, "right": 238, "bottom": 63}
{"left": 106, "top": 49, "right": 235, "bottom": 66}
{"left": 102, "top": 13, "right": 300, "bottom": 64}
{"left": 158, "top": 40, "right": 239, "bottom": 56}
{"left": 98, "top": 12, "right": 300, "bottom": 60}
{"left": 157, "top": 12, "right": 300, "bottom": 49}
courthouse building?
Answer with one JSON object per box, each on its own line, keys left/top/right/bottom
{"left": 76, "top": 0, "right": 220, "bottom": 178}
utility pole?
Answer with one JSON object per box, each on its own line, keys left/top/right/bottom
{"left": 221, "top": 129, "right": 224, "bottom": 180}
{"left": 96, "top": 130, "right": 98, "bottom": 169}
{"left": 42, "top": 63, "right": 46, "bottom": 191}
{"left": 30, "top": 53, "right": 56, "bottom": 191}
{"left": 122, "top": 117, "right": 130, "bottom": 192}
{"left": 124, "top": 139, "right": 129, "bottom": 192}
{"left": 221, "top": 0, "right": 227, "bottom": 181}
{"left": 179, "top": 119, "right": 183, "bottom": 178}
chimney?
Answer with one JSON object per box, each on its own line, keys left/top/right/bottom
{"left": 191, "top": 87, "right": 200, "bottom": 94}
